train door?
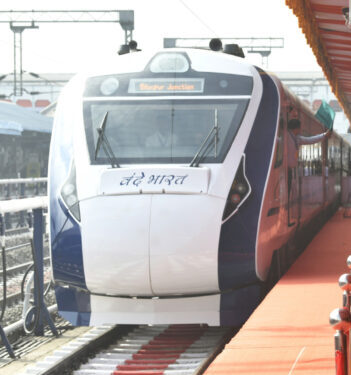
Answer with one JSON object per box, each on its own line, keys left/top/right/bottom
{"left": 286, "top": 105, "right": 301, "bottom": 227}
{"left": 323, "top": 137, "right": 328, "bottom": 206}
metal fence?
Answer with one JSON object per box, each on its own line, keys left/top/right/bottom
{"left": 0, "top": 196, "right": 57, "bottom": 357}
{"left": 0, "top": 178, "right": 47, "bottom": 200}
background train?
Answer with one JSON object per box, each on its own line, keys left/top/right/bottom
{"left": 0, "top": 100, "right": 52, "bottom": 179}
{"left": 48, "top": 41, "right": 350, "bottom": 327}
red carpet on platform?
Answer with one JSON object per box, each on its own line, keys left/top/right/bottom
{"left": 205, "top": 208, "right": 351, "bottom": 375}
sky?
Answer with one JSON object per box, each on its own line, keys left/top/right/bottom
{"left": 0, "top": 0, "right": 322, "bottom": 74}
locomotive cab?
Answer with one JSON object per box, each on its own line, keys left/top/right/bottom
{"left": 49, "top": 48, "right": 272, "bottom": 326}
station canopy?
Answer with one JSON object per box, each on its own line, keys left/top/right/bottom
{"left": 286, "top": 0, "right": 351, "bottom": 122}
{"left": 0, "top": 101, "right": 52, "bottom": 136}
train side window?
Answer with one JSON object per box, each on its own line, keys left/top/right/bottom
{"left": 307, "top": 145, "right": 313, "bottom": 176}
{"left": 317, "top": 142, "right": 322, "bottom": 175}
{"left": 329, "top": 143, "right": 335, "bottom": 173}
{"left": 333, "top": 144, "right": 339, "bottom": 173}
{"left": 313, "top": 143, "right": 322, "bottom": 176}
{"left": 299, "top": 144, "right": 306, "bottom": 176}
{"left": 274, "top": 117, "right": 284, "bottom": 168}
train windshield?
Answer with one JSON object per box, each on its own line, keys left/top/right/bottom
{"left": 83, "top": 98, "right": 249, "bottom": 164}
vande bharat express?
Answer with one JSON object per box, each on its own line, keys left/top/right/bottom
{"left": 49, "top": 46, "right": 348, "bottom": 326}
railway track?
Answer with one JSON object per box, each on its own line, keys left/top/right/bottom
{"left": 0, "top": 221, "right": 51, "bottom": 313}
{"left": 0, "top": 256, "right": 50, "bottom": 279}
{"left": 1, "top": 197, "right": 233, "bottom": 374}
{"left": 1, "top": 254, "right": 51, "bottom": 309}
{"left": 0, "top": 240, "right": 52, "bottom": 326}
{"left": 19, "top": 324, "right": 235, "bottom": 375}
{"left": 0, "top": 281, "right": 51, "bottom": 308}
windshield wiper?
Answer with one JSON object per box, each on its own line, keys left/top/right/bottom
{"left": 94, "top": 112, "right": 120, "bottom": 168}
{"left": 189, "top": 109, "right": 219, "bottom": 167}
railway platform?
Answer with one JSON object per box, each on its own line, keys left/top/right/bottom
{"left": 1, "top": 326, "right": 91, "bottom": 375}
{"left": 1, "top": 206, "right": 349, "bottom": 375}
{"left": 204, "top": 207, "right": 350, "bottom": 375}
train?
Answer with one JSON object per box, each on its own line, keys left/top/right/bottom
{"left": 48, "top": 41, "right": 350, "bottom": 327}
{"left": 0, "top": 100, "right": 52, "bottom": 179}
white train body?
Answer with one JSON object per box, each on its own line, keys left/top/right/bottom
{"left": 49, "top": 47, "right": 343, "bottom": 326}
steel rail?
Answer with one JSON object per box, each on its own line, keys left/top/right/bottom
{"left": 4, "top": 304, "right": 57, "bottom": 337}
{"left": 18, "top": 324, "right": 235, "bottom": 375}
{"left": 0, "top": 281, "right": 50, "bottom": 307}
{"left": 39, "top": 325, "right": 134, "bottom": 375}
{"left": 0, "top": 257, "right": 50, "bottom": 279}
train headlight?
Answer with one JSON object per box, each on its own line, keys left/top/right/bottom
{"left": 150, "top": 53, "right": 189, "bottom": 73}
{"left": 230, "top": 193, "right": 241, "bottom": 205}
{"left": 222, "top": 155, "right": 251, "bottom": 222}
{"left": 62, "top": 183, "right": 75, "bottom": 196}
{"left": 100, "top": 77, "right": 119, "bottom": 96}
{"left": 60, "top": 161, "right": 81, "bottom": 222}
{"left": 235, "top": 183, "right": 247, "bottom": 195}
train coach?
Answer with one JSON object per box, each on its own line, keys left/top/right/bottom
{"left": 48, "top": 41, "right": 349, "bottom": 326}
{"left": 0, "top": 100, "right": 52, "bottom": 179}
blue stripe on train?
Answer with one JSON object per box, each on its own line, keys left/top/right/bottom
{"left": 219, "top": 69, "right": 279, "bottom": 325}
{"left": 50, "top": 169, "right": 91, "bottom": 325}
{"left": 49, "top": 105, "right": 90, "bottom": 325}
{"left": 54, "top": 286, "right": 91, "bottom": 326}
{"left": 51, "top": 199, "right": 87, "bottom": 288}
{"left": 50, "top": 160, "right": 88, "bottom": 290}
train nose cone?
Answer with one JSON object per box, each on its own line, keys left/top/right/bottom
{"left": 149, "top": 194, "right": 223, "bottom": 295}
{"left": 81, "top": 194, "right": 223, "bottom": 297}
{"left": 80, "top": 195, "right": 153, "bottom": 296}
{"left": 80, "top": 166, "right": 223, "bottom": 297}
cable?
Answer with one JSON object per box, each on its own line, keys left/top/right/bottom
{"left": 26, "top": 71, "right": 65, "bottom": 87}
{"left": 50, "top": 215, "right": 69, "bottom": 249}
{"left": 0, "top": 244, "right": 7, "bottom": 322}
{"left": 21, "top": 263, "right": 34, "bottom": 301}
{"left": 23, "top": 239, "right": 40, "bottom": 334}
{"left": 0, "top": 35, "right": 72, "bottom": 68}
{"left": 178, "top": 0, "right": 218, "bottom": 37}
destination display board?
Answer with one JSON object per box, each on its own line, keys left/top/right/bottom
{"left": 128, "top": 78, "right": 204, "bottom": 94}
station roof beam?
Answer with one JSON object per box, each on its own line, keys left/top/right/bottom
{"left": 286, "top": 0, "right": 351, "bottom": 124}
{"left": 163, "top": 37, "right": 284, "bottom": 68}
{"left": 0, "top": 10, "right": 134, "bottom": 97}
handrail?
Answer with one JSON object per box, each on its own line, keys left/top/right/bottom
{"left": 0, "top": 178, "right": 47, "bottom": 201}
{"left": 0, "top": 196, "right": 48, "bottom": 215}
{"left": 0, "top": 177, "right": 47, "bottom": 185}
{"left": 0, "top": 196, "right": 55, "bottom": 358}
{"left": 330, "top": 256, "right": 351, "bottom": 375}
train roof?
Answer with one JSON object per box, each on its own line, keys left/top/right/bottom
{"left": 0, "top": 101, "right": 53, "bottom": 136}
{"left": 79, "top": 47, "right": 254, "bottom": 79}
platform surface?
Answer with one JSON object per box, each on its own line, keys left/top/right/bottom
{"left": 2, "top": 326, "right": 91, "bottom": 375}
{"left": 205, "top": 208, "right": 350, "bottom": 375}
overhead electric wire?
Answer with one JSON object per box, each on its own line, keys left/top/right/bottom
{"left": 0, "top": 35, "right": 71, "bottom": 69}
{"left": 178, "top": 0, "right": 219, "bottom": 37}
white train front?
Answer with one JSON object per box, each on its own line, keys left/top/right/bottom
{"left": 49, "top": 45, "right": 341, "bottom": 326}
